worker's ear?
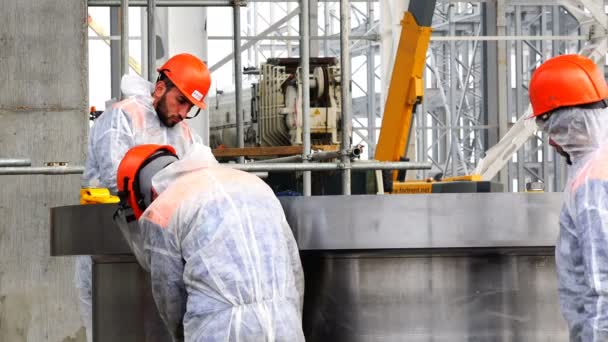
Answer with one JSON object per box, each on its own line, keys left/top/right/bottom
{"left": 153, "top": 81, "right": 167, "bottom": 98}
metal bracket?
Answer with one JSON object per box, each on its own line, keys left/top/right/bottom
{"left": 231, "top": 0, "right": 246, "bottom": 6}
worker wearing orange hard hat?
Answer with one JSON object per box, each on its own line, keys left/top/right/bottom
{"left": 529, "top": 54, "right": 608, "bottom": 341}
{"left": 115, "top": 143, "right": 304, "bottom": 342}
{"left": 77, "top": 53, "right": 211, "bottom": 342}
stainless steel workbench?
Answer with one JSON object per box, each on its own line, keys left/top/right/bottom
{"left": 51, "top": 193, "right": 568, "bottom": 341}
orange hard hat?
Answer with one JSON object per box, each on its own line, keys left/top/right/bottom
{"left": 529, "top": 54, "right": 608, "bottom": 117}
{"left": 157, "top": 53, "right": 211, "bottom": 109}
{"left": 117, "top": 144, "right": 177, "bottom": 220}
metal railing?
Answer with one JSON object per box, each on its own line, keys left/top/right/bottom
{"left": 0, "top": 160, "right": 430, "bottom": 175}
{"left": 0, "top": 159, "right": 32, "bottom": 167}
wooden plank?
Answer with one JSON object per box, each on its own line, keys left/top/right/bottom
{"left": 213, "top": 146, "right": 304, "bottom": 157}
{"left": 312, "top": 144, "right": 340, "bottom": 152}
{"left": 212, "top": 144, "right": 341, "bottom": 157}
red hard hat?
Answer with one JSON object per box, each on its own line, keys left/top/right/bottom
{"left": 117, "top": 144, "right": 177, "bottom": 220}
{"left": 157, "top": 53, "right": 211, "bottom": 109}
{"left": 529, "top": 54, "right": 608, "bottom": 117}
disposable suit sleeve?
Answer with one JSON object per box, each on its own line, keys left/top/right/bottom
{"left": 575, "top": 182, "right": 608, "bottom": 341}
{"left": 82, "top": 124, "right": 100, "bottom": 188}
{"left": 92, "top": 107, "right": 135, "bottom": 193}
{"left": 141, "top": 219, "right": 187, "bottom": 342}
{"left": 555, "top": 210, "right": 588, "bottom": 337}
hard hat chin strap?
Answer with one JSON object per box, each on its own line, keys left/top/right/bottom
{"left": 117, "top": 177, "right": 138, "bottom": 222}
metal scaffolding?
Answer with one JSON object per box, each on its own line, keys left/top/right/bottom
{"left": 86, "top": 0, "right": 607, "bottom": 193}
{"left": 416, "top": 0, "right": 605, "bottom": 192}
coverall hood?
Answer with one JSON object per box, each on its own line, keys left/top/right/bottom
{"left": 151, "top": 143, "right": 219, "bottom": 195}
{"left": 539, "top": 107, "right": 608, "bottom": 167}
{"left": 121, "top": 74, "right": 155, "bottom": 99}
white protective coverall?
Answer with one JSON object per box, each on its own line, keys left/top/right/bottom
{"left": 78, "top": 74, "right": 202, "bottom": 342}
{"left": 540, "top": 106, "right": 608, "bottom": 341}
{"left": 134, "top": 144, "right": 305, "bottom": 342}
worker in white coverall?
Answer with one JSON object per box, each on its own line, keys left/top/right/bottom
{"left": 78, "top": 53, "right": 211, "bottom": 342}
{"left": 529, "top": 54, "right": 608, "bottom": 341}
{"left": 114, "top": 143, "right": 305, "bottom": 342}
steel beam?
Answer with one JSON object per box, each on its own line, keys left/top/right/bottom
{"left": 233, "top": 1, "right": 244, "bottom": 162}
{"left": 147, "top": 0, "right": 156, "bottom": 81}
{"left": 209, "top": 8, "right": 300, "bottom": 72}
{"left": 89, "top": 0, "right": 242, "bottom": 5}
{"left": 121, "top": 0, "right": 129, "bottom": 84}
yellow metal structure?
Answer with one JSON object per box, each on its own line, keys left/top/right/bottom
{"left": 80, "top": 188, "right": 120, "bottom": 205}
{"left": 442, "top": 174, "right": 482, "bottom": 182}
{"left": 373, "top": 7, "right": 491, "bottom": 194}
{"left": 392, "top": 181, "right": 433, "bottom": 194}
{"left": 390, "top": 174, "right": 483, "bottom": 194}
{"left": 374, "top": 11, "right": 432, "bottom": 178}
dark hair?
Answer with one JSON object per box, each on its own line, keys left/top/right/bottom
{"left": 156, "top": 71, "right": 175, "bottom": 91}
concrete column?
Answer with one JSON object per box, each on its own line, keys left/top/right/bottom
{"left": 0, "top": 0, "right": 89, "bottom": 341}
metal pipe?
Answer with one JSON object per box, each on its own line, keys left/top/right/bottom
{"left": 0, "top": 161, "right": 430, "bottom": 175}
{"left": 340, "top": 0, "right": 351, "bottom": 195}
{"left": 310, "top": 150, "right": 340, "bottom": 162}
{"left": 300, "top": 0, "right": 311, "bottom": 196}
{"left": 233, "top": 0, "right": 244, "bottom": 163}
{"left": 258, "top": 155, "right": 303, "bottom": 164}
{"left": 252, "top": 172, "right": 269, "bottom": 178}
{"left": 209, "top": 8, "right": 300, "bottom": 72}
{"left": 110, "top": 8, "right": 121, "bottom": 100}
{"left": 228, "top": 161, "right": 431, "bottom": 172}
{"left": 147, "top": 0, "right": 156, "bottom": 81}
{"left": 261, "top": 150, "right": 344, "bottom": 164}
{"left": 350, "top": 145, "right": 362, "bottom": 159}
{"left": 121, "top": 0, "right": 129, "bottom": 84}
{"left": 0, "top": 167, "right": 85, "bottom": 175}
{"left": 259, "top": 150, "right": 345, "bottom": 164}
{"left": 0, "top": 159, "right": 32, "bottom": 167}
{"left": 323, "top": 1, "right": 330, "bottom": 56}
{"left": 89, "top": 0, "right": 241, "bottom": 6}
{"left": 205, "top": 35, "right": 584, "bottom": 42}
{"left": 207, "top": 35, "right": 378, "bottom": 41}
{"left": 366, "top": 0, "right": 376, "bottom": 158}
{"left": 515, "top": 5, "right": 524, "bottom": 192}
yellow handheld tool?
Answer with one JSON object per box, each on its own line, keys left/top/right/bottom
{"left": 80, "top": 188, "right": 120, "bottom": 205}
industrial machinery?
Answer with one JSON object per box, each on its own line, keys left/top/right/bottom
{"left": 252, "top": 57, "right": 342, "bottom": 147}
{"left": 51, "top": 192, "right": 567, "bottom": 341}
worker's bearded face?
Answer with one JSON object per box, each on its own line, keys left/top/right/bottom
{"left": 155, "top": 93, "right": 182, "bottom": 128}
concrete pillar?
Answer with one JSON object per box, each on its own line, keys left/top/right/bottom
{"left": 0, "top": 0, "right": 89, "bottom": 341}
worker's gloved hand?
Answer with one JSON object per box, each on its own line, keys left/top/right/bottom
{"left": 114, "top": 206, "right": 149, "bottom": 272}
